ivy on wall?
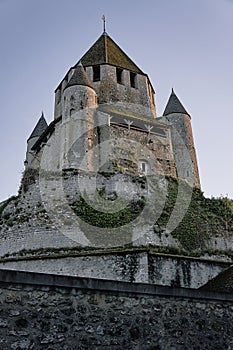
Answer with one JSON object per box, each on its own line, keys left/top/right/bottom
{"left": 155, "top": 178, "right": 233, "bottom": 252}
{"left": 1, "top": 168, "right": 232, "bottom": 257}
{"left": 71, "top": 189, "right": 145, "bottom": 228}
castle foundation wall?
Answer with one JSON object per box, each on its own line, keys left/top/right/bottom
{"left": 0, "top": 269, "right": 232, "bottom": 349}
{"left": 0, "top": 251, "right": 229, "bottom": 289}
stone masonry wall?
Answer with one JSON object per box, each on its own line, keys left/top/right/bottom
{"left": 109, "top": 125, "right": 177, "bottom": 178}
{"left": 0, "top": 172, "right": 232, "bottom": 288}
{"left": 92, "top": 65, "right": 155, "bottom": 117}
{"left": 0, "top": 270, "right": 232, "bottom": 350}
{"left": 0, "top": 251, "right": 230, "bottom": 289}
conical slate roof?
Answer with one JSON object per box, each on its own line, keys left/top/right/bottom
{"left": 65, "top": 62, "right": 94, "bottom": 90}
{"left": 28, "top": 113, "right": 48, "bottom": 141}
{"left": 163, "top": 89, "right": 190, "bottom": 117}
{"left": 78, "top": 32, "right": 143, "bottom": 74}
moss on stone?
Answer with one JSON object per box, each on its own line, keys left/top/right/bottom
{"left": 155, "top": 178, "right": 233, "bottom": 252}
{"left": 71, "top": 194, "right": 145, "bottom": 228}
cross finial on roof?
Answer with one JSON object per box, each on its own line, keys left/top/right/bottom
{"left": 102, "top": 15, "right": 106, "bottom": 33}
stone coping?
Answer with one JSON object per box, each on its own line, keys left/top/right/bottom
{"left": 1, "top": 247, "right": 232, "bottom": 266}
{"left": 0, "top": 269, "right": 232, "bottom": 302}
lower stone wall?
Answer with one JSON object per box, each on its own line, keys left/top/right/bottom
{"left": 148, "top": 254, "right": 229, "bottom": 288}
{"left": 0, "top": 270, "right": 232, "bottom": 350}
{"left": 0, "top": 251, "right": 229, "bottom": 289}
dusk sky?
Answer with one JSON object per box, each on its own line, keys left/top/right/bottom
{"left": 0, "top": 0, "right": 233, "bottom": 201}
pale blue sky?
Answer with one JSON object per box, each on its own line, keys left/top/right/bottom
{"left": 0, "top": 0, "right": 232, "bottom": 201}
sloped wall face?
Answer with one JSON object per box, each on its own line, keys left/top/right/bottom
{"left": 0, "top": 276, "right": 232, "bottom": 350}
{"left": 0, "top": 169, "right": 232, "bottom": 284}
{"left": 148, "top": 255, "right": 228, "bottom": 288}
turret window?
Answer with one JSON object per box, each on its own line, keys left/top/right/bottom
{"left": 70, "top": 95, "right": 75, "bottom": 107}
{"left": 70, "top": 108, "right": 75, "bottom": 116}
{"left": 139, "top": 160, "right": 149, "bottom": 174}
{"left": 116, "top": 68, "right": 123, "bottom": 84}
{"left": 130, "top": 72, "right": 137, "bottom": 88}
{"left": 93, "top": 65, "right": 100, "bottom": 82}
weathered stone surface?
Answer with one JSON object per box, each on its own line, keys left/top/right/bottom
{"left": 0, "top": 172, "right": 232, "bottom": 291}
{"left": 0, "top": 251, "right": 230, "bottom": 289}
{"left": 0, "top": 271, "right": 232, "bottom": 349}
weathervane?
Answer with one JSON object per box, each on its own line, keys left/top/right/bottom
{"left": 102, "top": 15, "right": 106, "bottom": 33}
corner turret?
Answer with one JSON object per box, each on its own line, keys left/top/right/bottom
{"left": 60, "top": 63, "right": 98, "bottom": 171}
{"left": 25, "top": 113, "right": 48, "bottom": 168}
{"left": 163, "top": 88, "right": 190, "bottom": 117}
{"left": 162, "top": 89, "right": 200, "bottom": 188}
{"left": 62, "top": 62, "right": 97, "bottom": 121}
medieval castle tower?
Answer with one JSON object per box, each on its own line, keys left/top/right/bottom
{"left": 0, "top": 29, "right": 231, "bottom": 291}
{"left": 0, "top": 27, "right": 232, "bottom": 350}
{"left": 25, "top": 30, "right": 200, "bottom": 189}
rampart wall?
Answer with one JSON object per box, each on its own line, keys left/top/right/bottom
{"left": 0, "top": 269, "right": 232, "bottom": 350}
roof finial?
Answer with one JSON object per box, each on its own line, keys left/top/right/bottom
{"left": 102, "top": 14, "right": 106, "bottom": 33}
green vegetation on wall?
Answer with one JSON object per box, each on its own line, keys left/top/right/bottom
{"left": 1, "top": 168, "right": 232, "bottom": 258}
{"left": 155, "top": 178, "right": 233, "bottom": 252}
{"left": 71, "top": 189, "right": 145, "bottom": 228}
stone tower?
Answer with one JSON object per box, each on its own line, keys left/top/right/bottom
{"left": 25, "top": 112, "right": 48, "bottom": 168}
{"left": 60, "top": 62, "right": 98, "bottom": 171}
{"left": 54, "top": 32, "right": 156, "bottom": 120}
{"left": 2, "top": 28, "right": 232, "bottom": 299}
{"left": 161, "top": 89, "right": 200, "bottom": 188}
{"left": 62, "top": 62, "right": 97, "bottom": 120}
{"left": 24, "top": 30, "right": 200, "bottom": 188}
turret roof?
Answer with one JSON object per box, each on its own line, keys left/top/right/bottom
{"left": 65, "top": 62, "right": 94, "bottom": 90}
{"left": 163, "top": 89, "right": 190, "bottom": 117}
{"left": 28, "top": 113, "right": 48, "bottom": 141}
{"left": 78, "top": 32, "right": 143, "bottom": 74}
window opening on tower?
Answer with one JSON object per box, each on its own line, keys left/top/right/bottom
{"left": 93, "top": 65, "right": 100, "bottom": 82}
